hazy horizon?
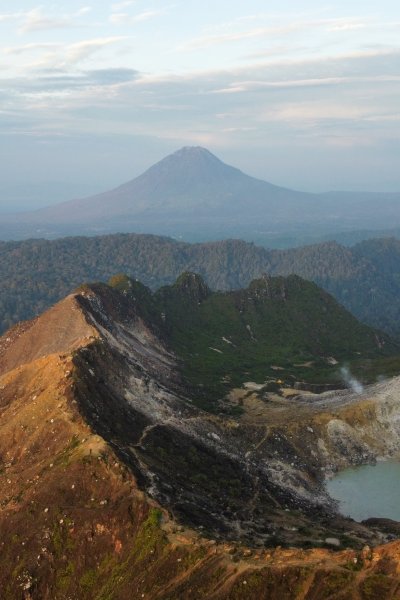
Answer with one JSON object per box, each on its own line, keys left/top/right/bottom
{"left": 1, "top": 1, "right": 400, "bottom": 210}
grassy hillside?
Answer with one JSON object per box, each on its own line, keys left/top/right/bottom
{"left": 107, "top": 273, "right": 400, "bottom": 408}
{"left": 273, "top": 238, "right": 400, "bottom": 337}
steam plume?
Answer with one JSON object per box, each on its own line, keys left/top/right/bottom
{"left": 340, "top": 366, "right": 363, "bottom": 394}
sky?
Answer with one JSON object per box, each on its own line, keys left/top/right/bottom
{"left": 1, "top": 1, "right": 400, "bottom": 209}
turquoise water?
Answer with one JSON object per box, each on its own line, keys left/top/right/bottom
{"left": 326, "top": 461, "right": 400, "bottom": 522}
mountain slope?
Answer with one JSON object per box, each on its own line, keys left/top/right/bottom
{"left": 2, "top": 146, "right": 400, "bottom": 241}
{"left": 268, "top": 238, "right": 400, "bottom": 337}
{"left": 3, "top": 279, "right": 400, "bottom": 597}
{"left": 152, "top": 272, "right": 399, "bottom": 403}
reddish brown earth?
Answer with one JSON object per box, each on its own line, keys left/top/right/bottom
{"left": 1, "top": 294, "right": 400, "bottom": 599}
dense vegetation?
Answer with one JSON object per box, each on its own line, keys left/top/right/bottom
{"left": 1, "top": 233, "right": 400, "bottom": 337}
{"left": 105, "top": 273, "right": 400, "bottom": 407}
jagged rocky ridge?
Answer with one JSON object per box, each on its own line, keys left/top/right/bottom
{"left": 64, "top": 274, "right": 400, "bottom": 546}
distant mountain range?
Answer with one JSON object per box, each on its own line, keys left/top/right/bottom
{"left": 1, "top": 233, "right": 400, "bottom": 339}
{"left": 1, "top": 146, "right": 400, "bottom": 242}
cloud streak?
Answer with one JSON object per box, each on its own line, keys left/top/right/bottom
{"left": 179, "top": 24, "right": 307, "bottom": 50}
{"left": 111, "top": 0, "right": 138, "bottom": 10}
{"left": 179, "top": 18, "right": 372, "bottom": 50}
{"left": 110, "top": 9, "right": 165, "bottom": 25}
{"left": 0, "top": 11, "right": 25, "bottom": 24}
{"left": 14, "top": 37, "right": 129, "bottom": 70}
{"left": 76, "top": 7, "right": 92, "bottom": 17}
{"left": 18, "top": 8, "right": 73, "bottom": 33}
{"left": 4, "top": 43, "right": 61, "bottom": 56}
{"left": 65, "top": 37, "right": 128, "bottom": 65}
{"left": 0, "top": 7, "right": 93, "bottom": 34}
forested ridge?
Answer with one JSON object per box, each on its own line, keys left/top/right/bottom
{"left": 1, "top": 233, "right": 400, "bottom": 337}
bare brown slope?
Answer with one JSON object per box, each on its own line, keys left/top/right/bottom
{"left": 1, "top": 294, "right": 400, "bottom": 598}
{"left": 0, "top": 294, "right": 97, "bottom": 377}
{"left": 1, "top": 354, "right": 400, "bottom": 599}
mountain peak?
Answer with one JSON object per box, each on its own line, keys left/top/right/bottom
{"left": 173, "top": 271, "right": 211, "bottom": 302}
{"left": 173, "top": 145, "right": 215, "bottom": 156}
{"left": 170, "top": 146, "right": 221, "bottom": 162}
{"left": 139, "top": 145, "right": 242, "bottom": 185}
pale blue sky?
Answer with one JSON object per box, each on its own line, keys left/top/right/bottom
{"left": 1, "top": 1, "right": 400, "bottom": 207}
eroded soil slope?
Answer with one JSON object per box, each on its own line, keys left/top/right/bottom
{"left": 1, "top": 285, "right": 400, "bottom": 598}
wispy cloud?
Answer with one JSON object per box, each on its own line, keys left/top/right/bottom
{"left": 208, "top": 77, "right": 345, "bottom": 94}
{"left": 18, "top": 8, "right": 73, "bottom": 33}
{"left": 4, "top": 42, "right": 61, "bottom": 56}
{"left": 9, "top": 7, "right": 93, "bottom": 34}
{"left": 17, "top": 37, "right": 129, "bottom": 70}
{"left": 0, "top": 11, "right": 23, "bottom": 23}
{"left": 76, "top": 7, "right": 92, "bottom": 17}
{"left": 11, "top": 68, "right": 139, "bottom": 93}
{"left": 66, "top": 37, "right": 127, "bottom": 65}
{"left": 110, "top": 9, "right": 165, "bottom": 25}
{"left": 266, "top": 103, "right": 372, "bottom": 122}
{"left": 204, "top": 8, "right": 337, "bottom": 32}
{"left": 111, "top": 0, "right": 138, "bottom": 10}
{"left": 178, "top": 24, "right": 307, "bottom": 50}
{"left": 328, "top": 22, "right": 366, "bottom": 31}
{"left": 179, "top": 17, "right": 372, "bottom": 51}
{"left": 132, "top": 47, "right": 400, "bottom": 90}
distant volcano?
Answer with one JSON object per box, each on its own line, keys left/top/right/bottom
{"left": 1, "top": 146, "right": 400, "bottom": 240}
{"left": 13, "top": 146, "right": 296, "bottom": 221}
